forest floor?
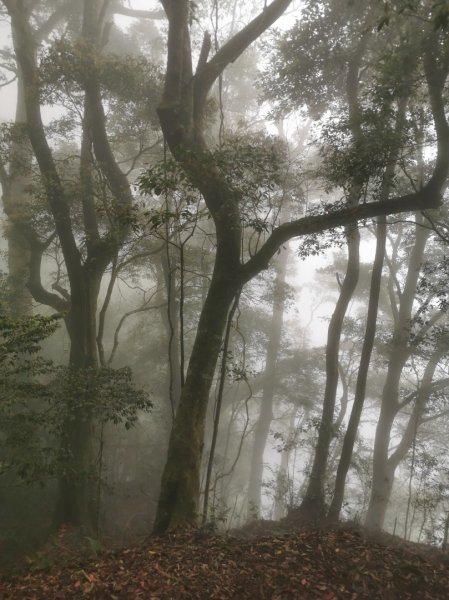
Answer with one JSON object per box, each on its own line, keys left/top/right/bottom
{"left": 1, "top": 520, "right": 449, "bottom": 599}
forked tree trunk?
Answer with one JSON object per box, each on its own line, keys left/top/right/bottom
{"left": 369, "top": 344, "right": 445, "bottom": 531}
{"left": 298, "top": 223, "right": 360, "bottom": 518}
{"left": 365, "top": 217, "right": 430, "bottom": 530}
{"left": 328, "top": 216, "right": 387, "bottom": 521}
{"left": 151, "top": 1, "right": 449, "bottom": 533}
{"left": 5, "top": 0, "right": 136, "bottom": 532}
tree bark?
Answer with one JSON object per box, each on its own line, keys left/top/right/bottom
{"left": 365, "top": 216, "right": 430, "bottom": 530}
{"left": 328, "top": 216, "right": 387, "bottom": 521}
{"left": 298, "top": 223, "right": 360, "bottom": 518}
{"left": 3, "top": 0, "right": 136, "bottom": 532}
{"left": 2, "top": 73, "right": 33, "bottom": 317}
{"left": 153, "top": 258, "right": 240, "bottom": 532}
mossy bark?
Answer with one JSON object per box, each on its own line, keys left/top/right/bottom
{"left": 55, "top": 273, "right": 101, "bottom": 533}
{"left": 153, "top": 260, "right": 240, "bottom": 532}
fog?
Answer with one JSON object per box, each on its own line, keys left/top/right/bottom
{"left": 1, "top": 0, "right": 449, "bottom": 564}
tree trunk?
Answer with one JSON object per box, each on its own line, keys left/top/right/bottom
{"left": 3, "top": 73, "right": 33, "bottom": 317}
{"left": 378, "top": 344, "right": 445, "bottom": 533}
{"left": 328, "top": 88, "right": 410, "bottom": 522}
{"left": 54, "top": 272, "right": 101, "bottom": 533}
{"left": 365, "top": 217, "right": 429, "bottom": 530}
{"left": 442, "top": 512, "right": 449, "bottom": 551}
{"left": 153, "top": 257, "right": 240, "bottom": 532}
{"left": 247, "top": 245, "right": 289, "bottom": 519}
{"left": 298, "top": 223, "right": 360, "bottom": 518}
{"left": 160, "top": 251, "right": 182, "bottom": 418}
{"left": 364, "top": 391, "right": 400, "bottom": 530}
{"left": 328, "top": 216, "right": 387, "bottom": 521}
{"left": 150, "top": 0, "right": 449, "bottom": 535}
{"left": 273, "top": 408, "right": 298, "bottom": 520}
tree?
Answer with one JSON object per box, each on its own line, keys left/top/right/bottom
{"left": 365, "top": 215, "right": 449, "bottom": 530}
{"left": 246, "top": 243, "right": 289, "bottom": 518}
{"left": 152, "top": 0, "right": 449, "bottom": 532}
{"left": 0, "top": 1, "right": 75, "bottom": 317}
{"left": 1, "top": 0, "right": 160, "bottom": 531}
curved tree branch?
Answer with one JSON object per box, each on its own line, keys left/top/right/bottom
{"left": 240, "top": 190, "right": 441, "bottom": 284}
{"left": 4, "top": 1, "right": 83, "bottom": 286}
{"left": 112, "top": 5, "right": 165, "bottom": 20}
{"left": 20, "top": 226, "right": 70, "bottom": 313}
{"left": 194, "top": 0, "right": 292, "bottom": 117}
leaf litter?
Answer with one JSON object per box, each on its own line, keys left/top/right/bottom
{"left": 1, "top": 523, "right": 449, "bottom": 599}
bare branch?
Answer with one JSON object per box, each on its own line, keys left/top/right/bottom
{"left": 51, "top": 282, "right": 71, "bottom": 302}
{"left": 107, "top": 300, "right": 165, "bottom": 365}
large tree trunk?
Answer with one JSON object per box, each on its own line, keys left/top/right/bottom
{"left": 153, "top": 256, "right": 240, "bottom": 532}
{"left": 55, "top": 272, "right": 101, "bottom": 532}
{"left": 365, "top": 217, "right": 429, "bottom": 530}
{"left": 247, "top": 245, "right": 289, "bottom": 519}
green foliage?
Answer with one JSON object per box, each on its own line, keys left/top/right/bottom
{"left": 0, "top": 310, "right": 61, "bottom": 482}
{"left": 416, "top": 253, "right": 449, "bottom": 313}
{"left": 137, "top": 157, "right": 200, "bottom": 206}
{"left": 137, "top": 133, "right": 289, "bottom": 235}
{"left": 39, "top": 39, "right": 162, "bottom": 118}
{"left": 318, "top": 105, "right": 407, "bottom": 189}
{"left": 0, "top": 122, "right": 31, "bottom": 177}
{"left": 0, "top": 310, "right": 152, "bottom": 486}
{"left": 58, "top": 366, "right": 152, "bottom": 430}
{"left": 260, "top": 1, "right": 371, "bottom": 118}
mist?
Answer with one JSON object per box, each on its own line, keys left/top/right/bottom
{"left": 1, "top": 1, "right": 449, "bottom": 597}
